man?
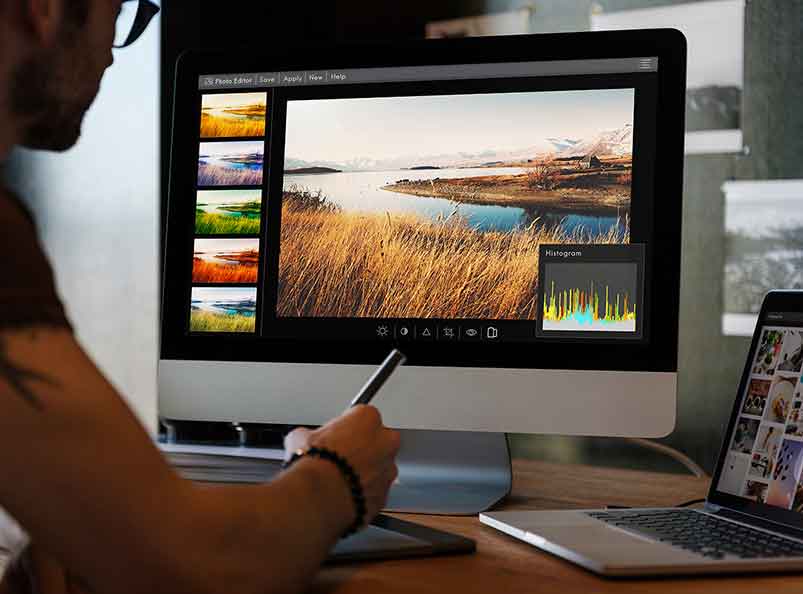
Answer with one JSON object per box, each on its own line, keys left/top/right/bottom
{"left": 0, "top": 2, "right": 400, "bottom": 593}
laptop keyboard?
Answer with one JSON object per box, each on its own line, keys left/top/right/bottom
{"left": 587, "top": 509, "right": 803, "bottom": 560}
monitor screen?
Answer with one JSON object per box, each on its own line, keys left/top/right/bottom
{"left": 162, "top": 42, "right": 682, "bottom": 371}
{"left": 716, "top": 313, "right": 803, "bottom": 511}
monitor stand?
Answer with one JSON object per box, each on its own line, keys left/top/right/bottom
{"left": 386, "top": 429, "right": 511, "bottom": 515}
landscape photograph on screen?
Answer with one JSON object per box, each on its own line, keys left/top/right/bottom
{"left": 200, "top": 92, "right": 267, "bottom": 138}
{"left": 198, "top": 141, "right": 264, "bottom": 186}
{"left": 195, "top": 189, "right": 262, "bottom": 235}
{"left": 190, "top": 287, "right": 257, "bottom": 333}
{"left": 277, "top": 89, "right": 634, "bottom": 320}
{"left": 192, "top": 238, "right": 260, "bottom": 283}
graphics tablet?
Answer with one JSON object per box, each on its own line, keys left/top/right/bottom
{"left": 329, "top": 515, "right": 475, "bottom": 563}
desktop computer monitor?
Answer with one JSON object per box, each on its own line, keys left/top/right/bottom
{"left": 160, "top": 30, "right": 687, "bottom": 513}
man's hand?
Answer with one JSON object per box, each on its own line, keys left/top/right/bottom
{"left": 0, "top": 328, "right": 398, "bottom": 594}
{"left": 284, "top": 406, "right": 400, "bottom": 526}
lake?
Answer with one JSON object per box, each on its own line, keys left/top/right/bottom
{"left": 199, "top": 157, "right": 263, "bottom": 171}
{"left": 192, "top": 299, "right": 256, "bottom": 317}
{"left": 203, "top": 107, "right": 265, "bottom": 122}
{"left": 283, "top": 167, "right": 627, "bottom": 236}
{"left": 195, "top": 252, "right": 245, "bottom": 266}
{"left": 197, "top": 203, "right": 260, "bottom": 219}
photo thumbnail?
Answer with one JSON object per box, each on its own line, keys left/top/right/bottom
{"left": 749, "top": 424, "right": 782, "bottom": 480}
{"left": 717, "top": 453, "right": 750, "bottom": 495}
{"left": 190, "top": 287, "right": 257, "bottom": 333}
{"left": 742, "top": 480, "right": 769, "bottom": 504}
{"left": 198, "top": 141, "right": 264, "bottom": 187}
{"left": 785, "top": 396, "right": 803, "bottom": 438}
{"left": 742, "top": 378, "right": 771, "bottom": 417}
{"left": 277, "top": 89, "right": 634, "bottom": 319}
{"left": 731, "top": 416, "right": 759, "bottom": 454}
{"left": 778, "top": 330, "right": 803, "bottom": 373}
{"left": 752, "top": 328, "right": 783, "bottom": 376}
{"left": 767, "top": 439, "right": 803, "bottom": 509}
{"left": 196, "top": 189, "right": 262, "bottom": 235}
{"left": 201, "top": 92, "right": 267, "bottom": 138}
{"left": 764, "top": 375, "right": 796, "bottom": 424}
{"left": 192, "top": 238, "right": 260, "bottom": 284}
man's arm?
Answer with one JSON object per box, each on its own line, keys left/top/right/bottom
{"left": 0, "top": 327, "right": 398, "bottom": 594}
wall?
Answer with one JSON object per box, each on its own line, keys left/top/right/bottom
{"left": 6, "top": 16, "right": 161, "bottom": 431}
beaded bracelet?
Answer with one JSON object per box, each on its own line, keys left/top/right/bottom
{"left": 283, "top": 446, "right": 367, "bottom": 537}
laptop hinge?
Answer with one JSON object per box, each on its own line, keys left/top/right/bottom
{"left": 704, "top": 505, "right": 803, "bottom": 541}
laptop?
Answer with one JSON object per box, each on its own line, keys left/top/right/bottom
{"left": 481, "top": 290, "right": 803, "bottom": 576}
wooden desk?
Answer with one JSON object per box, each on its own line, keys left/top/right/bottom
{"left": 313, "top": 459, "right": 803, "bottom": 593}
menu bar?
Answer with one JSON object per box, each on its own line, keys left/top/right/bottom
{"left": 766, "top": 312, "right": 803, "bottom": 324}
{"left": 198, "top": 57, "right": 658, "bottom": 91}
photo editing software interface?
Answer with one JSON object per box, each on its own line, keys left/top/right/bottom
{"left": 185, "top": 57, "right": 660, "bottom": 345}
{"left": 718, "top": 313, "right": 803, "bottom": 512}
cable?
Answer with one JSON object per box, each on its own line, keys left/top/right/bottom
{"left": 624, "top": 437, "right": 707, "bottom": 478}
{"left": 676, "top": 498, "right": 706, "bottom": 508}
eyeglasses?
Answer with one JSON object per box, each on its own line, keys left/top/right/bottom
{"left": 114, "top": 0, "right": 160, "bottom": 48}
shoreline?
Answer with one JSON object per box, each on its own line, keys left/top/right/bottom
{"left": 382, "top": 174, "right": 630, "bottom": 212}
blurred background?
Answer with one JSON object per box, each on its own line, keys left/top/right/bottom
{"left": 5, "top": 0, "right": 802, "bottom": 475}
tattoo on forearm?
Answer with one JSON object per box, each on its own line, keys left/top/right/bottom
{"left": 0, "top": 333, "right": 57, "bottom": 410}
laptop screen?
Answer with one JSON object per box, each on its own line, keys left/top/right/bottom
{"left": 717, "top": 312, "right": 803, "bottom": 510}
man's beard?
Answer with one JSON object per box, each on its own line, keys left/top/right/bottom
{"left": 10, "top": 48, "right": 89, "bottom": 152}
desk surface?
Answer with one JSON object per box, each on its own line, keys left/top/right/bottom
{"left": 313, "top": 459, "right": 803, "bottom": 593}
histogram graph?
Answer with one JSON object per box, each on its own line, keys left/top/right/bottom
{"left": 540, "top": 259, "right": 640, "bottom": 333}
{"left": 543, "top": 280, "right": 636, "bottom": 332}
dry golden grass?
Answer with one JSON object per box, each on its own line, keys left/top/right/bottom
{"left": 192, "top": 255, "right": 259, "bottom": 284}
{"left": 197, "top": 163, "right": 263, "bottom": 186}
{"left": 277, "top": 204, "right": 628, "bottom": 319}
{"left": 200, "top": 112, "right": 265, "bottom": 138}
{"left": 190, "top": 309, "right": 255, "bottom": 333}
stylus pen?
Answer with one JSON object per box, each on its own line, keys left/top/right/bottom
{"left": 349, "top": 348, "right": 407, "bottom": 409}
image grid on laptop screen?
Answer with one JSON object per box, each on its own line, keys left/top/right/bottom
{"left": 718, "top": 319, "right": 803, "bottom": 510}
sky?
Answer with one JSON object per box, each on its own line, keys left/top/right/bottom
{"left": 285, "top": 88, "right": 634, "bottom": 164}
{"left": 197, "top": 189, "right": 262, "bottom": 205}
{"left": 202, "top": 92, "right": 267, "bottom": 110}
{"left": 199, "top": 141, "right": 263, "bottom": 158}
{"left": 192, "top": 287, "right": 257, "bottom": 302}
{"left": 194, "top": 238, "right": 259, "bottom": 255}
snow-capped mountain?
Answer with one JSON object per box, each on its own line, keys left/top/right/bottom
{"left": 558, "top": 124, "right": 633, "bottom": 158}
{"left": 546, "top": 137, "right": 581, "bottom": 153}
{"left": 285, "top": 124, "right": 632, "bottom": 172}
{"left": 285, "top": 146, "right": 554, "bottom": 172}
